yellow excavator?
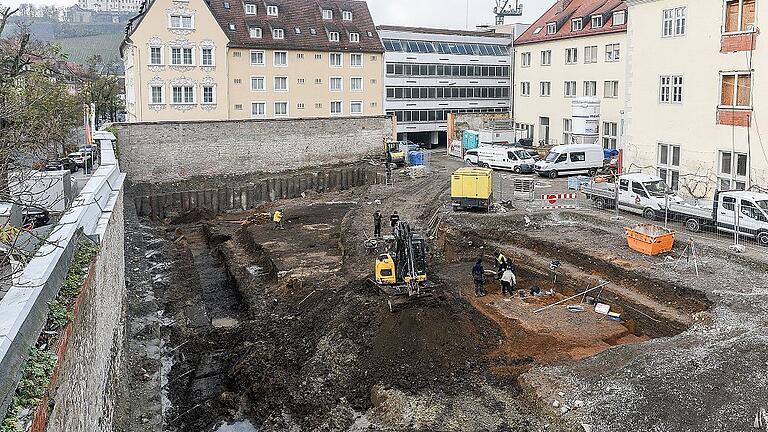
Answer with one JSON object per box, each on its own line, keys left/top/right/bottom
{"left": 373, "top": 221, "right": 433, "bottom": 311}
{"left": 384, "top": 139, "right": 406, "bottom": 166}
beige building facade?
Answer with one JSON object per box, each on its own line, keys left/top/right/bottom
{"left": 513, "top": 0, "right": 627, "bottom": 148}
{"left": 122, "top": 0, "right": 384, "bottom": 122}
{"left": 624, "top": 0, "right": 766, "bottom": 194}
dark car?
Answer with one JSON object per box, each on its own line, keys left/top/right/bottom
{"left": 45, "top": 158, "right": 78, "bottom": 173}
{"left": 21, "top": 206, "right": 50, "bottom": 228}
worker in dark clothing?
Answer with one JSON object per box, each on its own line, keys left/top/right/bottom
{"left": 373, "top": 210, "right": 382, "bottom": 238}
{"left": 472, "top": 259, "right": 487, "bottom": 297}
{"left": 390, "top": 211, "right": 400, "bottom": 230}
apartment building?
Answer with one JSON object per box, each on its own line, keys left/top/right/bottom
{"left": 624, "top": 0, "right": 767, "bottom": 194}
{"left": 122, "top": 0, "right": 384, "bottom": 122}
{"left": 514, "top": 0, "right": 627, "bottom": 148}
{"left": 378, "top": 26, "right": 514, "bottom": 146}
{"left": 79, "top": 0, "right": 141, "bottom": 13}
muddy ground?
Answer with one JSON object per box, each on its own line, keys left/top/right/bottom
{"left": 119, "top": 152, "right": 768, "bottom": 432}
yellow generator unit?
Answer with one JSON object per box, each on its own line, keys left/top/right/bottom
{"left": 375, "top": 254, "right": 397, "bottom": 285}
{"left": 451, "top": 167, "right": 493, "bottom": 211}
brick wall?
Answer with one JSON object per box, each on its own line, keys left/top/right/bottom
{"left": 114, "top": 116, "right": 392, "bottom": 185}
{"left": 717, "top": 109, "right": 752, "bottom": 127}
{"left": 720, "top": 33, "right": 757, "bottom": 53}
{"left": 45, "top": 191, "right": 126, "bottom": 432}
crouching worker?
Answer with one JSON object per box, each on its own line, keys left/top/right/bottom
{"left": 273, "top": 208, "right": 285, "bottom": 230}
{"left": 472, "top": 259, "right": 487, "bottom": 297}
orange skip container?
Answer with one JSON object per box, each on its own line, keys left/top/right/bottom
{"left": 624, "top": 224, "right": 675, "bottom": 256}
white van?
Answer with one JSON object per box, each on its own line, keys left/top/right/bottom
{"left": 476, "top": 147, "right": 536, "bottom": 174}
{"left": 533, "top": 144, "right": 604, "bottom": 178}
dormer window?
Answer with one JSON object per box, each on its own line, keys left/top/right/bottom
{"left": 294, "top": 27, "right": 301, "bottom": 34}
{"left": 571, "top": 18, "right": 583, "bottom": 31}
{"left": 613, "top": 10, "right": 626, "bottom": 26}
{"left": 342, "top": 10, "right": 352, "bottom": 20}
{"left": 228, "top": 23, "right": 236, "bottom": 31}
{"left": 273, "top": 28, "right": 284, "bottom": 39}
{"left": 546, "top": 22, "right": 556, "bottom": 34}
{"left": 349, "top": 32, "right": 359, "bottom": 43}
{"left": 266, "top": 5, "right": 278, "bottom": 16}
{"left": 366, "top": 31, "right": 372, "bottom": 37}
{"left": 322, "top": 8, "right": 333, "bottom": 19}
{"left": 223, "top": 2, "right": 230, "bottom": 9}
{"left": 329, "top": 31, "right": 339, "bottom": 42}
{"left": 244, "top": 3, "right": 256, "bottom": 14}
{"left": 591, "top": 15, "right": 603, "bottom": 28}
{"left": 169, "top": 14, "right": 193, "bottom": 29}
{"left": 250, "top": 26, "right": 262, "bottom": 38}
{"left": 310, "top": 28, "right": 317, "bottom": 35}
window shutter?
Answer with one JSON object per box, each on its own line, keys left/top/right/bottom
{"left": 737, "top": 75, "right": 751, "bottom": 106}
{"left": 742, "top": 0, "right": 756, "bottom": 30}
{"left": 721, "top": 75, "right": 735, "bottom": 105}
{"left": 725, "top": 0, "right": 740, "bottom": 32}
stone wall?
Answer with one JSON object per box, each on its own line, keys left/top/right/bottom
{"left": 114, "top": 116, "right": 391, "bottom": 185}
{"left": 45, "top": 192, "right": 125, "bottom": 432}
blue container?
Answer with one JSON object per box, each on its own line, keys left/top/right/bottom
{"left": 409, "top": 151, "right": 425, "bottom": 166}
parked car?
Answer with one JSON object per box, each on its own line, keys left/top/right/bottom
{"left": 68, "top": 152, "right": 86, "bottom": 167}
{"left": 21, "top": 205, "right": 50, "bottom": 228}
{"left": 45, "top": 158, "right": 78, "bottom": 173}
{"left": 464, "top": 149, "right": 479, "bottom": 165}
{"left": 476, "top": 147, "right": 537, "bottom": 174}
{"left": 533, "top": 144, "right": 605, "bottom": 178}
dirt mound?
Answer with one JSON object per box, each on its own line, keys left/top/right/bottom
{"left": 169, "top": 207, "right": 217, "bottom": 225}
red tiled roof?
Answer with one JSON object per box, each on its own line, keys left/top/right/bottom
{"left": 209, "top": 0, "right": 383, "bottom": 53}
{"left": 514, "top": 0, "right": 627, "bottom": 45}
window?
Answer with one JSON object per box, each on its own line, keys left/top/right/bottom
{"left": 297, "top": 103, "right": 305, "bottom": 109}
{"left": 250, "top": 76, "right": 264, "bottom": 91}
{"left": 201, "top": 47, "right": 213, "bottom": 66}
{"left": 720, "top": 73, "right": 752, "bottom": 107}
{"left": 315, "top": 78, "right": 322, "bottom": 84}
{"left": 171, "top": 85, "right": 194, "bottom": 104}
{"left": 297, "top": 53, "right": 304, "bottom": 59}
{"left": 565, "top": 48, "right": 578, "bottom": 64}
{"left": 541, "top": 50, "right": 552, "bottom": 66}
{"left": 563, "top": 118, "right": 572, "bottom": 144}
{"left": 274, "top": 102, "right": 288, "bottom": 116}
{"left": 250, "top": 26, "right": 262, "bottom": 38}
{"left": 224, "top": 2, "right": 230, "bottom": 9}
{"left": 330, "top": 101, "right": 342, "bottom": 115}
{"left": 521, "top": 82, "right": 530, "bottom": 96}
{"left": 571, "top": 18, "right": 583, "bottom": 31}
{"left": 273, "top": 76, "right": 288, "bottom": 91}
{"left": 169, "top": 14, "right": 193, "bottom": 29}
{"left": 570, "top": 152, "right": 586, "bottom": 162}
{"left": 540, "top": 81, "right": 551, "bottom": 97}
{"left": 602, "top": 122, "right": 618, "bottom": 149}
{"left": 329, "top": 31, "right": 340, "bottom": 42}
{"left": 725, "top": 0, "right": 756, "bottom": 33}
{"left": 663, "top": 7, "right": 686, "bottom": 37}
{"left": 584, "top": 81, "right": 597, "bottom": 97}
{"left": 251, "top": 102, "right": 266, "bottom": 118}
{"left": 234, "top": 78, "right": 242, "bottom": 84}
{"left": 342, "top": 10, "right": 352, "bottom": 20}
{"left": 297, "top": 78, "right": 305, "bottom": 84}
{"left": 330, "top": 52, "right": 342, "bottom": 67}
{"left": 315, "top": 103, "right": 323, "bottom": 109}
{"left": 233, "top": 52, "right": 242, "bottom": 58}
{"left": 228, "top": 24, "right": 236, "bottom": 31}
{"left": 658, "top": 143, "right": 681, "bottom": 190}
{"left": 245, "top": 3, "right": 256, "bottom": 14}
{"left": 250, "top": 50, "right": 264, "bottom": 65}
{"left": 235, "top": 104, "right": 243, "bottom": 110}
{"left": 295, "top": 27, "right": 302, "bottom": 34}
{"left": 267, "top": 5, "right": 278, "bottom": 16}
{"left": 659, "top": 75, "right": 683, "bottom": 103}
{"left": 604, "top": 80, "right": 619, "bottom": 98}
{"left": 349, "top": 32, "right": 359, "bottom": 43}
{"left": 351, "top": 77, "right": 362, "bottom": 91}
{"left": 322, "top": 8, "right": 333, "bottom": 19}
{"left": 613, "top": 11, "right": 626, "bottom": 26}
{"left": 605, "top": 43, "right": 620, "bottom": 62}
{"left": 330, "top": 77, "right": 342, "bottom": 91}
{"left": 170, "top": 47, "right": 193, "bottom": 65}
{"left": 273, "top": 28, "right": 284, "bottom": 39}
{"left": 350, "top": 53, "right": 362, "bottom": 67}
{"left": 584, "top": 45, "right": 598, "bottom": 63}
{"left": 546, "top": 22, "right": 556, "bottom": 34}
{"left": 718, "top": 151, "right": 749, "bottom": 190}
{"left": 150, "top": 85, "right": 163, "bottom": 104}
{"left": 202, "top": 85, "right": 215, "bottom": 104}
{"left": 150, "top": 46, "right": 162, "bottom": 65}
{"left": 315, "top": 54, "right": 322, "bottom": 59}
{"left": 274, "top": 51, "right": 287, "bottom": 66}
{"left": 350, "top": 101, "right": 362, "bottom": 115}
{"left": 521, "top": 52, "right": 531, "bottom": 67}
{"left": 591, "top": 15, "right": 603, "bottom": 28}
{"left": 183, "top": 48, "right": 193, "bottom": 65}
{"left": 564, "top": 81, "right": 577, "bottom": 97}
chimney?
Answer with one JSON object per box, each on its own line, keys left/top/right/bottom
{"left": 558, "top": 0, "right": 574, "bottom": 12}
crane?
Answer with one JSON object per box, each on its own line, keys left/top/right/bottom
{"left": 494, "top": 0, "right": 523, "bottom": 25}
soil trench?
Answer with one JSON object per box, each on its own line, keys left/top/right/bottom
{"left": 125, "top": 183, "right": 712, "bottom": 431}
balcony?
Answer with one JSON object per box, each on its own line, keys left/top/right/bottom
{"left": 717, "top": 108, "right": 752, "bottom": 127}
{"left": 721, "top": 31, "right": 757, "bottom": 53}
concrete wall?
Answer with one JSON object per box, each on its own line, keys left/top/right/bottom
{"left": 45, "top": 191, "right": 125, "bottom": 432}
{"left": 0, "top": 140, "right": 126, "bottom": 426}
{"left": 114, "top": 115, "right": 390, "bottom": 185}
{"left": 135, "top": 164, "right": 376, "bottom": 218}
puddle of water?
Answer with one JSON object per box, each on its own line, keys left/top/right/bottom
{"left": 215, "top": 420, "right": 258, "bottom": 432}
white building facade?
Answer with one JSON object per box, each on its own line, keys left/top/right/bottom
{"left": 78, "top": 0, "right": 141, "bottom": 13}
{"left": 378, "top": 26, "right": 514, "bottom": 146}
{"left": 513, "top": 0, "right": 628, "bottom": 148}
{"left": 624, "top": 0, "right": 766, "bottom": 195}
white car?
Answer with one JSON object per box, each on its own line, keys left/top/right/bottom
{"left": 463, "top": 149, "right": 479, "bottom": 165}
{"left": 68, "top": 152, "right": 86, "bottom": 167}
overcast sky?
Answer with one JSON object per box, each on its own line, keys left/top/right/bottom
{"left": 1, "top": 0, "right": 553, "bottom": 29}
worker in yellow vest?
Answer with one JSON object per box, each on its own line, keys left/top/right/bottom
{"left": 273, "top": 208, "right": 285, "bottom": 230}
